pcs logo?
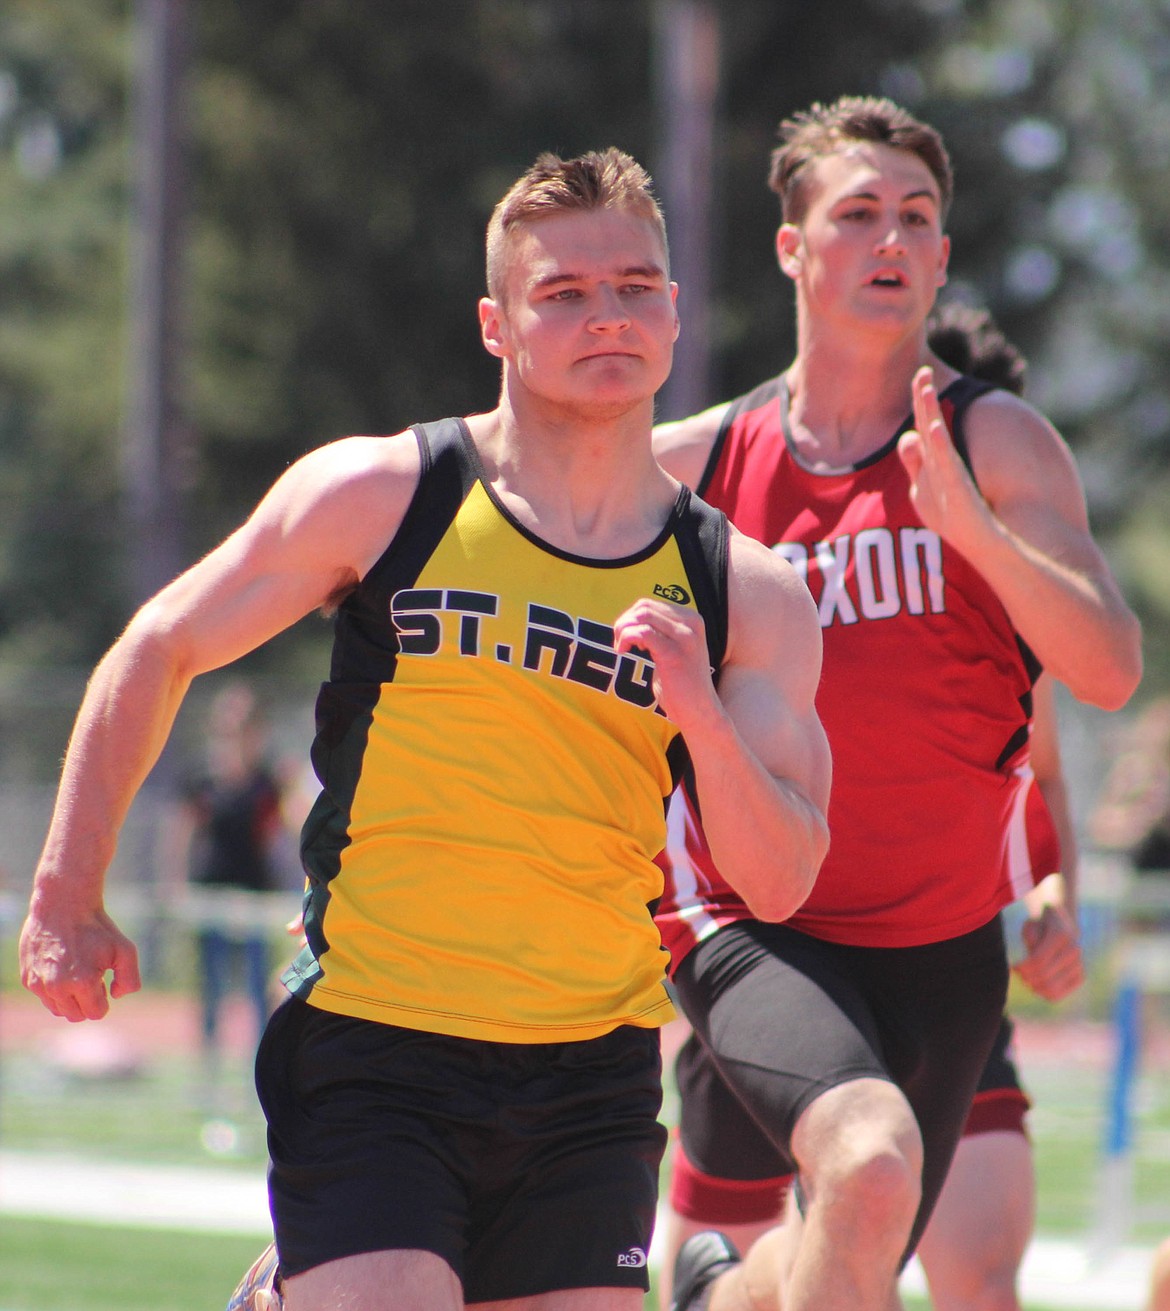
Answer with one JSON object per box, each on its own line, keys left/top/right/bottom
{"left": 616, "top": 1247, "right": 648, "bottom": 1268}
{"left": 652, "top": 582, "right": 690, "bottom": 605}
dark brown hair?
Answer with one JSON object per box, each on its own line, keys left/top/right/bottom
{"left": 769, "top": 96, "right": 953, "bottom": 225}
{"left": 928, "top": 302, "right": 1026, "bottom": 396}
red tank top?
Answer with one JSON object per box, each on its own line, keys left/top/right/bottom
{"left": 656, "top": 374, "right": 1060, "bottom": 961}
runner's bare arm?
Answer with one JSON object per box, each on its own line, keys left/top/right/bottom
{"left": 652, "top": 403, "right": 727, "bottom": 488}
{"left": 1015, "top": 675, "right": 1084, "bottom": 1002}
{"left": 614, "top": 531, "right": 831, "bottom": 921}
{"left": 898, "top": 367, "right": 1141, "bottom": 709}
{"left": 20, "top": 432, "right": 422, "bottom": 1022}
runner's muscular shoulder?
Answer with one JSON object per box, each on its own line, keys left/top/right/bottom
{"left": 246, "top": 431, "right": 423, "bottom": 585}
{"left": 950, "top": 384, "right": 1140, "bottom": 707}
{"left": 961, "top": 389, "right": 1092, "bottom": 542}
{"left": 653, "top": 401, "right": 729, "bottom": 488}
{"left": 134, "top": 432, "right": 423, "bottom": 673}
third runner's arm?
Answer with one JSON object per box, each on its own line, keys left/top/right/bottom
{"left": 1015, "top": 674, "right": 1084, "bottom": 1001}
{"left": 615, "top": 529, "right": 831, "bottom": 922}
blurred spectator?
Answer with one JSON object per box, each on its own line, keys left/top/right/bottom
{"left": 1090, "top": 697, "right": 1170, "bottom": 873}
{"left": 176, "top": 682, "right": 285, "bottom": 1071}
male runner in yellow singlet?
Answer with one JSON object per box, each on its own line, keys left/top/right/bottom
{"left": 19, "top": 148, "right": 831, "bottom": 1311}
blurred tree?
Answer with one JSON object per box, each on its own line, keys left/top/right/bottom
{"left": 0, "top": 0, "right": 130, "bottom": 668}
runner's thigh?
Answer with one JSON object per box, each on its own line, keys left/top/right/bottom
{"left": 673, "top": 921, "right": 891, "bottom": 1173}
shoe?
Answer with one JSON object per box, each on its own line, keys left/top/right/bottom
{"left": 670, "top": 1231, "right": 741, "bottom": 1311}
{"left": 227, "top": 1241, "right": 283, "bottom": 1311}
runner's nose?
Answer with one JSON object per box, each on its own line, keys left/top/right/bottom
{"left": 590, "top": 284, "right": 631, "bottom": 331}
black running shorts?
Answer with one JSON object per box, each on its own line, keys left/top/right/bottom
{"left": 256, "top": 997, "right": 666, "bottom": 1300}
{"left": 672, "top": 916, "right": 1008, "bottom": 1258}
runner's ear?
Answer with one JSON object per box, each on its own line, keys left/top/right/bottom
{"left": 479, "top": 296, "right": 509, "bottom": 359}
{"left": 777, "top": 225, "right": 803, "bottom": 280}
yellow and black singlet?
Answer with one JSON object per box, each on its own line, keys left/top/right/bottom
{"left": 283, "top": 418, "right": 729, "bottom": 1043}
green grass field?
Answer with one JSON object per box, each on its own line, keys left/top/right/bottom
{"left": 3, "top": 988, "right": 1170, "bottom": 1310}
{"left": 0, "top": 1217, "right": 995, "bottom": 1311}
{"left": 0, "top": 1218, "right": 266, "bottom": 1311}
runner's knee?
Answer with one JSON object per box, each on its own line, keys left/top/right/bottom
{"left": 794, "top": 1081, "right": 922, "bottom": 1234}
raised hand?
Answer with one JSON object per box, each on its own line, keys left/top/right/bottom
{"left": 897, "top": 365, "right": 992, "bottom": 549}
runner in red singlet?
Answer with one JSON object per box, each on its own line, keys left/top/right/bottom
{"left": 656, "top": 97, "right": 1140, "bottom": 1311}
{"left": 658, "top": 303, "right": 1085, "bottom": 1311}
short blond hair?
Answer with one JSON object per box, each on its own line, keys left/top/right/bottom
{"left": 769, "top": 96, "right": 953, "bottom": 225}
{"left": 485, "top": 148, "right": 668, "bottom": 300}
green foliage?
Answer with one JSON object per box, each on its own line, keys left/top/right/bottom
{"left": 915, "top": 2, "right": 1170, "bottom": 500}
{"left": 0, "top": 0, "right": 130, "bottom": 666}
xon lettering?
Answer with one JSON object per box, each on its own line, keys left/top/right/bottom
{"left": 773, "top": 526, "right": 945, "bottom": 627}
